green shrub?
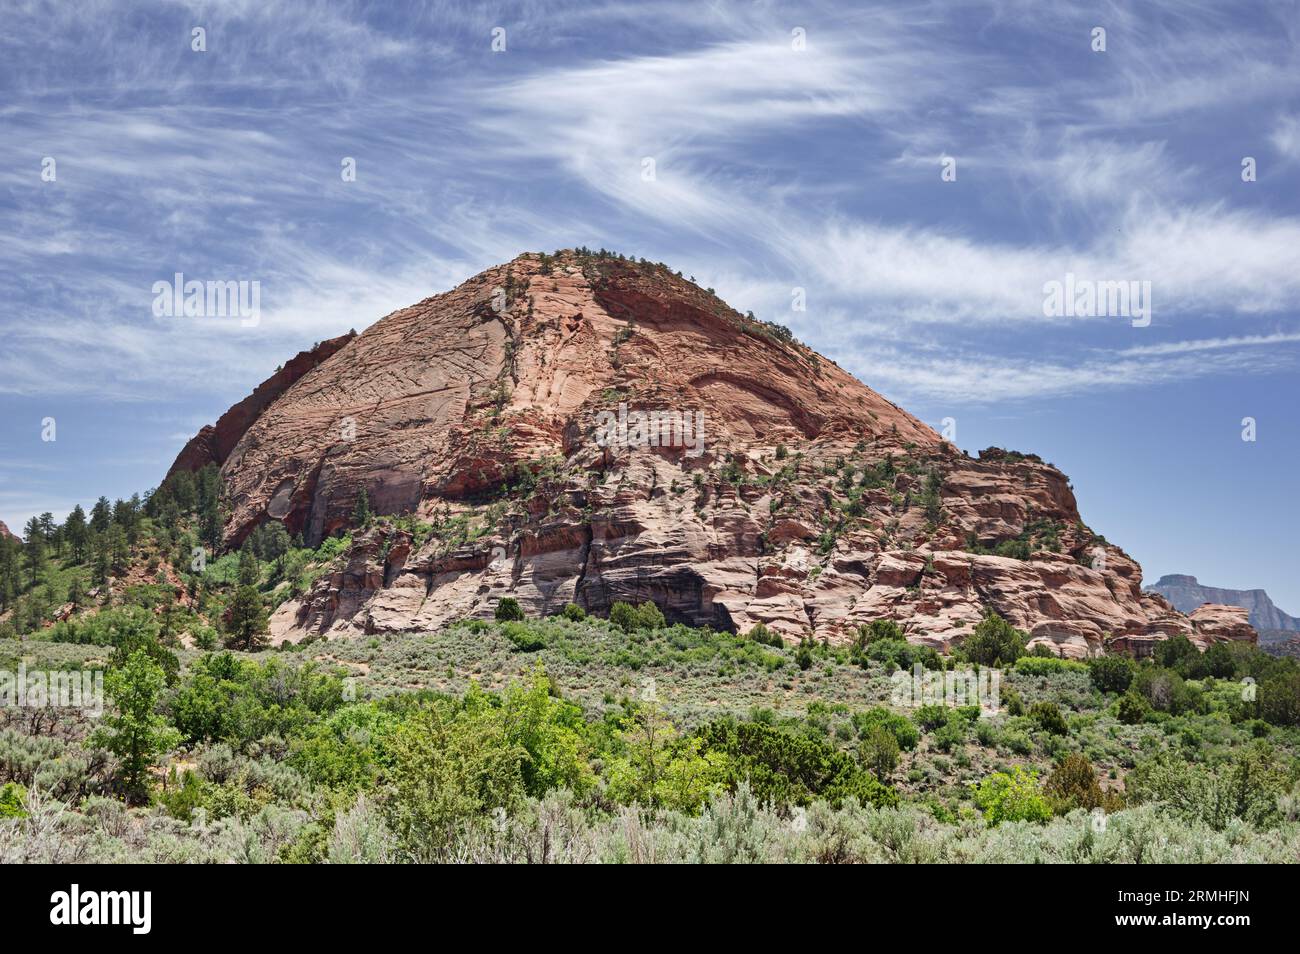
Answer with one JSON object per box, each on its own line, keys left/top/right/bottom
{"left": 857, "top": 619, "right": 904, "bottom": 645}
{"left": 384, "top": 696, "right": 528, "bottom": 862}
{"left": 853, "top": 707, "right": 920, "bottom": 751}
{"left": 858, "top": 725, "right": 900, "bottom": 780}
{"left": 1127, "top": 743, "right": 1291, "bottom": 830}
{"left": 746, "top": 623, "right": 785, "bottom": 648}
{"left": 560, "top": 602, "right": 586, "bottom": 622}
{"left": 960, "top": 611, "right": 1027, "bottom": 666}
{"left": 1153, "top": 634, "right": 1197, "bottom": 670}
{"left": 1133, "top": 668, "right": 1205, "bottom": 716}
{"left": 1088, "top": 653, "right": 1135, "bottom": 693}
{"left": 932, "top": 715, "right": 967, "bottom": 752}
{"left": 0, "top": 782, "right": 26, "bottom": 818}
{"left": 913, "top": 705, "right": 951, "bottom": 732}
{"left": 1117, "top": 690, "right": 1151, "bottom": 725}
{"left": 1260, "top": 671, "right": 1300, "bottom": 727}
{"left": 1000, "top": 685, "right": 1024, "bottom": 716}
{"left": 973, "top": 767, "right": 1051, "bottom": 825}
{"left": 502, "top": 622, "right": 545, "bottom": 652}
{"left": 1044, "top": 753, "right": 1107, "bottom": 813}
{"left": 1013, "top": 656, "right": 1086, "bottom": 676}
{"left": 696, "top": 718, "right": 897, "bottom": 809}
{"left": 494, "top": 597, "right": 525, "bottom": 622}
{"left": 609, "top": 600, "right": 665, "bottom": 633}
{"left": 1029, "top": 701, "right": 1069, "bottom": 736}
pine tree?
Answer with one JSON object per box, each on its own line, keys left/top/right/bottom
{"left": 353, "top": 488, "right": 372, "bottom": 527}
{"left": 64, "top": 505, "right": 89, "bottom": 563}
{"left": 23, "top": 517, "right": 46, "bottom": 587}
{"left": 90, "top": 496, "right": 112, "bottom": 534}
{"left": 67, "top": 575, "right": 86, "bottom": 611}
{"left": 237, "top": 542, "right": 260, "bottom": 586}
{"left": 225, "top": 584, "right": 268, "bottom": 652}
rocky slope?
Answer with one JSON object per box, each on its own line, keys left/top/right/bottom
{"left": 0, "top": 520, "right": 17, "bottom": 541}
{"left": 1148, "top": 574, "right": 1299, "bottom": 635}
{"left": 169, "top": 250, "right": 1255, "bottom": 657}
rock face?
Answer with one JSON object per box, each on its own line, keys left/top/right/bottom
{"left": 169, "top": 251, "right": 1254, "bottom": 656}
{"left": 1148, "top": 574, "right": 1300, "bottom": 633}
{"left": 0, "top": 520, "right": 17, "bottom": 541}
{"left": 1186, "top": 604, "right": 1257, "bottom": 646}
{"left": 167, "top": 332, "right": 356, "bottom": 478}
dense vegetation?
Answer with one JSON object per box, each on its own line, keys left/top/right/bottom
{"left": 3, "top": 472, "right": 1300, "bottom": 862}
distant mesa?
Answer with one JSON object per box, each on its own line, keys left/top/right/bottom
{"left": 1147, "top": 573, "right": 1299, "bottom": 642}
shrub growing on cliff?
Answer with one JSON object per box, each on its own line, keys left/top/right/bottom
{"left": 494, "top": 597, "right": 525, "bottom": 622}
{"left": 856, "top": 619, "right": 904, "bottom": 646}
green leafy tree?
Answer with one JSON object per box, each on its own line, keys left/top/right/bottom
{"left": 605, "top": 704, "right": 724, "bottom": 813}
{"left": 91, "top": 649, "right": 181, "bottom": 803}
{"left": 960, "top": 610, "right": 1027, "bottom": 666}
{"left": 384, "top": 698, "right": 527, "bottom": 862}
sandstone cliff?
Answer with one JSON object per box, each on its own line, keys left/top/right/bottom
{"left": 1148, "top": 574, "right": 1299, "bottom": 633}
{"left": 167, "top": 250, "right": 1254, "bottom": 657}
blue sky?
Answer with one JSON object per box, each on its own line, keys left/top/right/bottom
{"left": 1, "top": 0, "right": 1297, "bottom": 611}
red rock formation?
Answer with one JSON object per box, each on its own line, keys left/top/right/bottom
{"left": 0, "top": 520, "right": 18, "bottom": 541}
{"left": 165, "top": 250, "right": 1252, "bottom": 656}
{"left": 1187, "top": 603, "right": 1256, "bottom": 646}
{"left": 167, "top": 331, "right": 356, "bottom": 478}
